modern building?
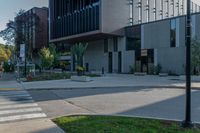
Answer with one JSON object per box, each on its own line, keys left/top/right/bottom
{"left": 49, "top": 0, "right": 200, "bottom": 75}
{"left": 15, "top": 7, "right": 48, "bottom": 63}
{"left": 130, "top": 0, "right": 200, "bottom": 25}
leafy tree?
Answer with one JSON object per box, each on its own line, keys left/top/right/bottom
{"left": 0, "top": 9, "right": 43, "bottom": 61}
{"left": 0, "top": 44, "right": 12, "bottom": 62}
{"left": 49, "top": 43, "right": 59, "bottom": 67}
{"left": 191, "top": 39, "right": 200, "bottom": 74}
{"left": 39, "top": 47, "right": 54, "bottom": 69}
{"left": 0, "top": 9, "right": 25, "bottom": 45}
{"left": 71, "top": 43, "right": 88, "bottom": 67}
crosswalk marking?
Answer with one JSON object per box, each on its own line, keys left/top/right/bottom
{"left": 0, "top": 107, "right": 42, "bottom": 115}
{"left": 0, "top": 88, "right": 46, "bottom": 123}
{"left": 0, "top": 91, "right": 27, "bottom": 95}
{"left": 0, "top": 97, "right": 33, "bottom": 102}
{"left": 0, "top": 103, "right": 38, "bottom": 110}
{"left": 0, "top": 113, "right": 47, "bottom": 122}
{"left": 0, "top": 88, "right": 18, "bottom": 91}
{"left": 0, "top": 100, "right": 34, "bottom": 105}
{"left": 0, "top": 94, "right": 30, "bottom": 98}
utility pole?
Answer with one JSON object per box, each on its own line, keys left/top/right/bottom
{"left": 182, "top": 0, "right": 193, "bottom": 128}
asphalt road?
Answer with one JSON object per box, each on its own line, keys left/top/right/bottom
{"left": 28, "top": 87, "right": 200, "bottom": 123}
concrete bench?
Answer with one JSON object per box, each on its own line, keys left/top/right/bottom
{"left": 71, "top": 76, "right": 92, "bottom": 82}
{"left": 159, "top": 73, "right": 168, "bottom": 77}
{"left": 134, "top": 72, "right": 147, "bottom": 76}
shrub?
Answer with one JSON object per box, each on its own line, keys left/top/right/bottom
{"left": 155, "top": 64, "right": 162, "bottom": 75}
{"left": 3, "top": 61, "right": 14, "bottom": 72}
{"left": 39, "top": 47, "right": 54, "bottom": 69}
{"left": 148, "top": 63, "right": 155, "bottom": 75}
{"left": 129, "top": 65, "right": 135, "bottom": 74}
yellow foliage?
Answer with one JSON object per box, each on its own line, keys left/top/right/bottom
{"left": 0, "top": 47, "right": 11, "bottom": 62}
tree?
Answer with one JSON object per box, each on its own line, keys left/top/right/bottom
{"left": 0, "top": 9, "right": 25, "bottom": 45}
{"left": 49, "top": 43, "right": 59, "bottom": 67}
{"left": 71, "top": 43, "right": 88, "bottom": 67}
{"left": 0, "top": 44, "right": 12, "bottom": 62}
{"left": 191, "top": 39, "right": 200, "bottom": 74}
{"left": 39, "top": 47, "right": 54, "bottom": 70}
{"left": 0, "top": 9, "right": 42, "bottom": 61}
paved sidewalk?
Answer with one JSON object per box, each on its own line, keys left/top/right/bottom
{"left": 0, "top": 79, "right": 65, "bottom": 133}
{"left": 22, "top": 74, "right": 200, "bottom": 90}
{"left": 0, "top": 118, "right": 65, "bottom": 133}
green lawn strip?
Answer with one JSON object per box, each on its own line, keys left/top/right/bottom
{"left": 53, "top": 115, "right": 200, "bottom": 133}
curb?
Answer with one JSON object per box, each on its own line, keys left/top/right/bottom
{"left": 22, "top": 85, "right": 200, "bottom": 91}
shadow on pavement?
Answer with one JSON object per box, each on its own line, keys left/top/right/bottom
{"left": 117, "top": 90, "right": 200, "bottom": 122}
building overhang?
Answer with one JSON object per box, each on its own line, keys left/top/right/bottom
{"left": 49, "top": 30, "right": 123, "bottom": 44}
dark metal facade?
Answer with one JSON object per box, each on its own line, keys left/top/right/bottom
{"left": 49, "top": 0, "right": 100, "bottom": 40}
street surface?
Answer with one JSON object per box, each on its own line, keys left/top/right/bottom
{"left": 29, "top": 86, "right": 200, "bottom": 123}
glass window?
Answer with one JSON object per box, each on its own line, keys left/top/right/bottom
{"left": 129, "top": 0, "right": 133, "bottom": 25}
{"left": 113, "top": 37, "right": 118, "bottom": 52}
{"left": 126, "top": 38, "right": 141, "bottom": 51}
{"left": 170, "top": 19, "right": 176, "bottom": 47}
{"left": 138, "top": 0, "right": 142, "bottom": 23}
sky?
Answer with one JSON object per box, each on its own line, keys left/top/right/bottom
{"left": 0, "top": 0, "right": 200, "bottom": 44}
{"left": 0, "top": 0, "right": 48, "bottom": 44}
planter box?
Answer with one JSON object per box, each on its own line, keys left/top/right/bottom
{"left": 134, "top": 72, "right": 147, "bottom": 76}
{"left": 71, "top": 76, "right": 92, "bottom": 82}
{"left": 159, "top": 73, "right": 168, "bottom": 77}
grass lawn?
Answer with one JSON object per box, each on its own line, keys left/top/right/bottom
{"left": 53, "top": 115, "right": 200, "bottom": 133}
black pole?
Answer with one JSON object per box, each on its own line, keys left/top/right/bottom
{"left": 24, "top": 54, "right": 27, "bottom": 77}
{"left": 182, "top": 0, "right": 193, "bottom": 128}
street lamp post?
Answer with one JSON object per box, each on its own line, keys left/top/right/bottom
{"left": 182, "top": 0, "right": 193, "bottom": 128}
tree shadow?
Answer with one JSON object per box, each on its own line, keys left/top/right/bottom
{"left": 117, "top": 90, "right": 200, "bottom": 122}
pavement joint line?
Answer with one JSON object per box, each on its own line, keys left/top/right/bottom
{"left": 66, "top": 100, "right": 97, "bottom": 114}
{"left": 50, "top": 90, "right": 97, "bottom": 114}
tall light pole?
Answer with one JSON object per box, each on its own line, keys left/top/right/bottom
{"left": 182, "top": 0, "right": 193, "bottom": 128}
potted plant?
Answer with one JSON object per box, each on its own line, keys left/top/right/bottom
{"left": 76, "top": 66, "right": 85, "bottom": 76}
{"left": 71, "top": 43, "right": 88, "bottom": 76}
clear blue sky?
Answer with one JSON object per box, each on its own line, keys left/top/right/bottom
{"left": 0, "top": 0, "right": 48, "bottom": 44}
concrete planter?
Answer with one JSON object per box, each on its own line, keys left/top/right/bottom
{"left": 71, "top": 76, "right": 92, "bottom": 82}
{"left": 159, "top": 73, "right": 168, "bottom": 77}
{"left": 134, "top": 72, "right": 147, "bottom": 76}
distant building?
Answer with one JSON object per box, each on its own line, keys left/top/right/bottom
{"left": 15, "top": 7, "right": 48, "bottom": 63}
{"left": 49, "top": 0, "right": 200, "bottom": 74}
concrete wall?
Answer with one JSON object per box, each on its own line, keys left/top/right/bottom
{"left": 101, "top": 0, "right": 129, "bottom": 35}
{"left": 142, "top": 16, "right": 186, "bottom": 74}
{"left": 83, "top": 36, "right": 134, "bottom": 73}
{"left": 84, "top": 40, "right": 108, "bottom": 72}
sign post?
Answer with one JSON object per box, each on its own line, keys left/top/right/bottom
{"left": 20, "top": 44, "right": 26, "bottom": 76}
{"left": 182, "top": 0, "right": 193, "bottom": 128}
